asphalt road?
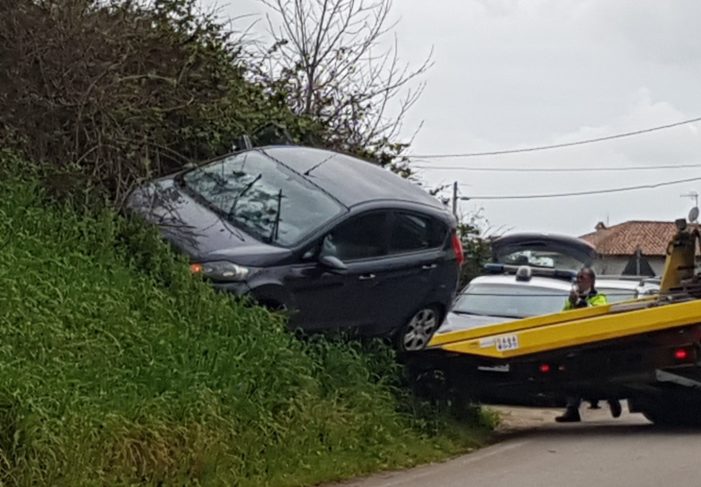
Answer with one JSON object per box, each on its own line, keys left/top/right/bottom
{"left": 332, "top": 405, "right": 700, "bottom": 487}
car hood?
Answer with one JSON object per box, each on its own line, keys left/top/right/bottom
{"left": 126, "top": 178, "right": 293, "bottom": 266}
{"left": 492, "top": 233, "right": 597, "bottom": 266}
{"left": 435, "top": 311, "right": 516, "bottom": 335}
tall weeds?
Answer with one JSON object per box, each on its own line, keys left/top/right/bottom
{"left": 0, "top": 155, "right": 488, "bottom": 485}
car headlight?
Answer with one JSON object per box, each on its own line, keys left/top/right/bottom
{"left": 190, "top": 261, "right": 252, "bottom": 282}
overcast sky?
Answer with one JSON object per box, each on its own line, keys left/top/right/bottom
{"left": 209, "top": 0, "right": 701, "bottom": 237}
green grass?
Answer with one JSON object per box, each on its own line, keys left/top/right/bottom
{"left": 0, "top": 153, "right": 492, "bottom": 486}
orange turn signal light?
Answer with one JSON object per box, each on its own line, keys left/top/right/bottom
{"left": 190, "top": 263, "right": 203, "bottom": 274}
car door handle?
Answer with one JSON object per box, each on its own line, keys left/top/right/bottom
{"left": 422, "top": 264, "right": 438, "bottom": 270}
{"left": 358, "top": 273, "right": 376, "bottom": 281}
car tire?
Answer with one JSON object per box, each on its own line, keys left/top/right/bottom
{"left": 640, "top": 399, "right": 701, "bottom": 427}
{"left": 258, "top": 300, "right": 287, "bottom": 312}
{"left": 397, "top": 305, "right": 442, "bottom": 352}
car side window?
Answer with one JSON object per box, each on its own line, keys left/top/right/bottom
{"left": 389, "top": 212, "right": 446, "bottom": 254}
{"left": 321, "top": 212, "right": 389, "bottom": 261}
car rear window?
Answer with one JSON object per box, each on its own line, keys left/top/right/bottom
{"left": 389, "top": 212, "right": 447, "bottom": 254}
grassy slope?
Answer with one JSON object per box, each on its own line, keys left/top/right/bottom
{"left": 0, "top": 157, "right": 491, "bottom": 486}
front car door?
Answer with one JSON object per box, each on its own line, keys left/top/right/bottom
{"left": 285, "top": 211, "right": 391, "bottom": 331}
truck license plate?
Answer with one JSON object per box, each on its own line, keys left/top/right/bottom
{"left": 495, "top": 334, "right": 520, "bottom": 352}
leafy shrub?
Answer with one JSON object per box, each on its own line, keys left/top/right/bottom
{"left": 0, "top": 0, "right": 320, "bottom": 208}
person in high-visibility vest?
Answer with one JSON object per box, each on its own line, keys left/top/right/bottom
{"left": 562, "top": 266, "right": 608, "bottom": 310}
{"left": 556, "top": 267, "right": 622, "bottom": 423}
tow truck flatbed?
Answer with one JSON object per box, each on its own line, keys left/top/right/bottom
{"left": 429, "top": 297, "right": 700, "bottom": 359}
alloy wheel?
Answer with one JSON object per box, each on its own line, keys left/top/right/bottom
{"left": 402, "top": 307, "right": 440, "bottom": 351}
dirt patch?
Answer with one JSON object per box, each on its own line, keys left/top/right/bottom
{"left": 488, "top": 405, "right": 560, "bottom": 433}
{"left": 487, "top": 401, "right": 640, "bottom": 434}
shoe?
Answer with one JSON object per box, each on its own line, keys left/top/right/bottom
{"left": 608, "top": 399, "right": 622, "bottom": 418}
{"left": 555, "top": 407, "right": 581, "bottom": 423}
{"left": 588, "top": 400, "right": 601, "bottom": 410}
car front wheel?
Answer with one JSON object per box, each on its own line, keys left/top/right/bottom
{"left": 398, "top": 305, "right": 441, "bottom": 352}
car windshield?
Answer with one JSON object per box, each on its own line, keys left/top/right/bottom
{"left": 181, "top": 151, "right": 345, "bottom": 246}
{"left": 452, "top": 283, "right": 570, "bottom": 318}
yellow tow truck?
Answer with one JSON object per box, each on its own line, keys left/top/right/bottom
{"left": 417, "top": 216, "right": 701, "bottom": 426}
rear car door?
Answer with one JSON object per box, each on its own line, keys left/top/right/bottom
{"left": 285, "top": 211, "right": 391, "bottom": 330}
{"left": 367, "top": 211, "right": 452, "bottom": 334}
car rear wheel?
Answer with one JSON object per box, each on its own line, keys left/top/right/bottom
{"left": 398, "top": 305, "right": 441, "bottom": 352}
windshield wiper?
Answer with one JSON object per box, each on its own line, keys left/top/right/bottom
{"left": 227, "top": 173, "right": 262, "bottom": 219}
{"left": 268, "top": 189, "right": 283, "bottom": 243}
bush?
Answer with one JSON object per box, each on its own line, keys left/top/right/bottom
{"left": 0, "top": 0, "right": 321, "bottom": 208}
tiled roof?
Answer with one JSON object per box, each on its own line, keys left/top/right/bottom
{"left": 579, "top": 221, "right": 676, "bottom": 256}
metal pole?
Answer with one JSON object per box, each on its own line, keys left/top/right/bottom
{"left": 452, "top": 181, "right": 458, "bottom": 217}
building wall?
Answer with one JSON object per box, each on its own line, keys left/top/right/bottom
{"left": 592, "top": 256, "right": 666, "bottom": 277}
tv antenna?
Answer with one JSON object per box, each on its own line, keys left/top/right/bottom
{"left": 681, "top": 191, "right": 698, "bottom": 208}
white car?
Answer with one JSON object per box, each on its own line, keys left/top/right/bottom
{"left": 436, "top": 233, "right": 660, "bottom": 336}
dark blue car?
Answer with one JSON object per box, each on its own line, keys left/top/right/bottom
{"left": 128, "top": 146, "right": 463, "bottom": 350}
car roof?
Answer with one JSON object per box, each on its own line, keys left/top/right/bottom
{"left": 258, "top": 146, "right": 445, "bottom": 210}
{"left": 466, "top": 274, "right": 573, "bottom": 291}
{"left": 466, "top": 272, "right": 660, "bottom": 293}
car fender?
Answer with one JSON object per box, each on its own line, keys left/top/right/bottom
{"left": 248, "top": 280, "right": 295, "bottom": 312}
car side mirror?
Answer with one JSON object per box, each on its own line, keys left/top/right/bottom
{"left": 319, "top": 255, "right": 348, "bottom": 272}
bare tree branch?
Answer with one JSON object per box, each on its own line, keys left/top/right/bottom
{"left": 255, "top": 0, "right": 432, "bottom": 165}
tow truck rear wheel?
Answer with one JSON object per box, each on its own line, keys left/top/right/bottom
{"left": 640, "top": 398, "right": 701, "bottom": 427}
